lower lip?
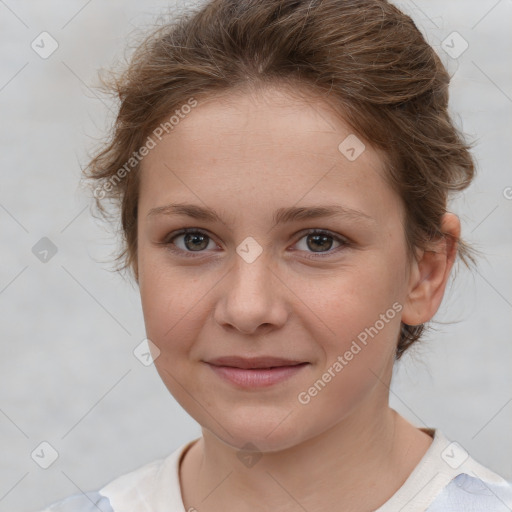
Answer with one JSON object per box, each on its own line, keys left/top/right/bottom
{"left": 206, "top": 363, "right": 309, "bottom": 388}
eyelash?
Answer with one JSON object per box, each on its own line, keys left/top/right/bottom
{"left": 161, "top": 227, "right": 351, "bottom": 260}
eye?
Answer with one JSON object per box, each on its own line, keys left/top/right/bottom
{"left": 161, "top": 227, "right": 350, "bottom": 259}
{"left": 163, "top": 228, "right": 218, "bottom": 257}
{"left": 293, "top": 229, "right": 349, "bottom": 258}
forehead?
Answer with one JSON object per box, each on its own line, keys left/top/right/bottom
{"left": 145, "top": 84, "right": 368, "bottom": 159}
{"left": 138, "top": 84, "right": 400, "bottom": 226}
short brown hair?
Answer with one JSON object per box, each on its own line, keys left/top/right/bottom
{"left": 82, "top": 0, "right": 479, "bottom": 359}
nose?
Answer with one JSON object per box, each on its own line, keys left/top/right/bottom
{"left": 213, "top": 251, "right": 289, "bottom": 336}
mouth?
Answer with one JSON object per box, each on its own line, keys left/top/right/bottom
{"left": 206, "top": 355, "right": 308, "bottom": 369}
{"left": 204, "top": 356, "right": 310, "bottom": 388}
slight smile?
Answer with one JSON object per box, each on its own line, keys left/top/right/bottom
{"left": 204, "top": 356, "right": 310, "bottom": 389}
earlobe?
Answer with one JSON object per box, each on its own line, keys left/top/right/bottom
{"left": 401, "top": 213, "right": 460, "bottom": 326}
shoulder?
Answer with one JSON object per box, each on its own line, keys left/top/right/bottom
{"left": 37, "top": 438, "right": 198, "bottom": 512}
{"left": 377, "top": 428, "right": 512, "bottom": 512}
{"left": 427, "top": 471, "right": 512, "bottom": 511}
{"left": 98, "top": 439, "right": 199, "bottom": 511}
{"left": 37, "top": 491, "right": 113, "bottom": 512}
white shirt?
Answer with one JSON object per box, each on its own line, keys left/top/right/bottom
{"left": 40, "top": 428, "right": 512, "bottom": 511}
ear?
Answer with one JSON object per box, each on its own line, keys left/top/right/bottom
{"left": 401, "top": 213, "right": 460, "bottom": 326}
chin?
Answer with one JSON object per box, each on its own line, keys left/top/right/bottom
{"left": 205, "top": 407, "right": 311, "bottom": 454}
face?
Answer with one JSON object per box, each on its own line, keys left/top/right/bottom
{"left": 136, "top": 85, "right": 414, "bottom": 452}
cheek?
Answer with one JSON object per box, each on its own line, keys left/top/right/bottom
{"left": 138, "top": 250, "right": 201, "bottom": 352}
{"left": 138, "top": 259, "right": 206, "bottom": 408}
{"left": 295, "top": 277, "right": 401, "bottom": 422}
{"left": 298, "top": 256, "right": 403, "bottom": 345}
{"left": 293, "top": 266, "right": 403, "bottom": 414}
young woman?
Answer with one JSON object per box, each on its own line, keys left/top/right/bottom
{"left": 39, "top": 0, "right": 512, "bottom": 510}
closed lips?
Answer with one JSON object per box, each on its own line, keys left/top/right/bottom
{"left": 205, "top": 357, "right": 308, "bottom": 369}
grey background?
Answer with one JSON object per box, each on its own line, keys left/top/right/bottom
{"left": 0, "top": 1, "right": 511, "bottom": 511}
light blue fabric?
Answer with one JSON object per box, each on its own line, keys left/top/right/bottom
{"left": 426, "top": 473, "right": 512, "bottom": 511}
{"left": 39, "top": 470, "right": 512, "bottom": 511}
{"left": 41, "top": 491, "right": 113, "bottom": 512}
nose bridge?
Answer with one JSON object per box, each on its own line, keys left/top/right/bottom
{"left": 214, "top": 236, "right": 287, "bottom": 333}
{"left": 231, "top": 235, "right": 273, "bottom": 295}
{"left": 235, "top": 234, "right": 267, "bottom": 266}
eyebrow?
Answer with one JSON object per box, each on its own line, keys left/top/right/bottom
{"left": 147, "top": 202, "right": 375, "bottom": 228}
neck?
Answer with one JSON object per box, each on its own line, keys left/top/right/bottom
{"left": 180, "top": 405, "right": 433, "bottom": 512}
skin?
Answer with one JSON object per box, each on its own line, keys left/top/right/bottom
{"left": 135, "top": 84, "right": 460, "bottom": 512}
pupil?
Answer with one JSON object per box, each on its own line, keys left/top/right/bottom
{"left": 308, "top": 234, "right": 332, "bottom": 252}
{"left": 185, "top": 233, "right": 208, "bottom": 251}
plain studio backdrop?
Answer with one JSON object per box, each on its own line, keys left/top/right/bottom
{"left": 0, "top": 1, "right": 511, "bottom": 510}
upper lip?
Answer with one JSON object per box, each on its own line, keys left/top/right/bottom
{"left": 205, "top": 356, "right": 307, "bottom": 369}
